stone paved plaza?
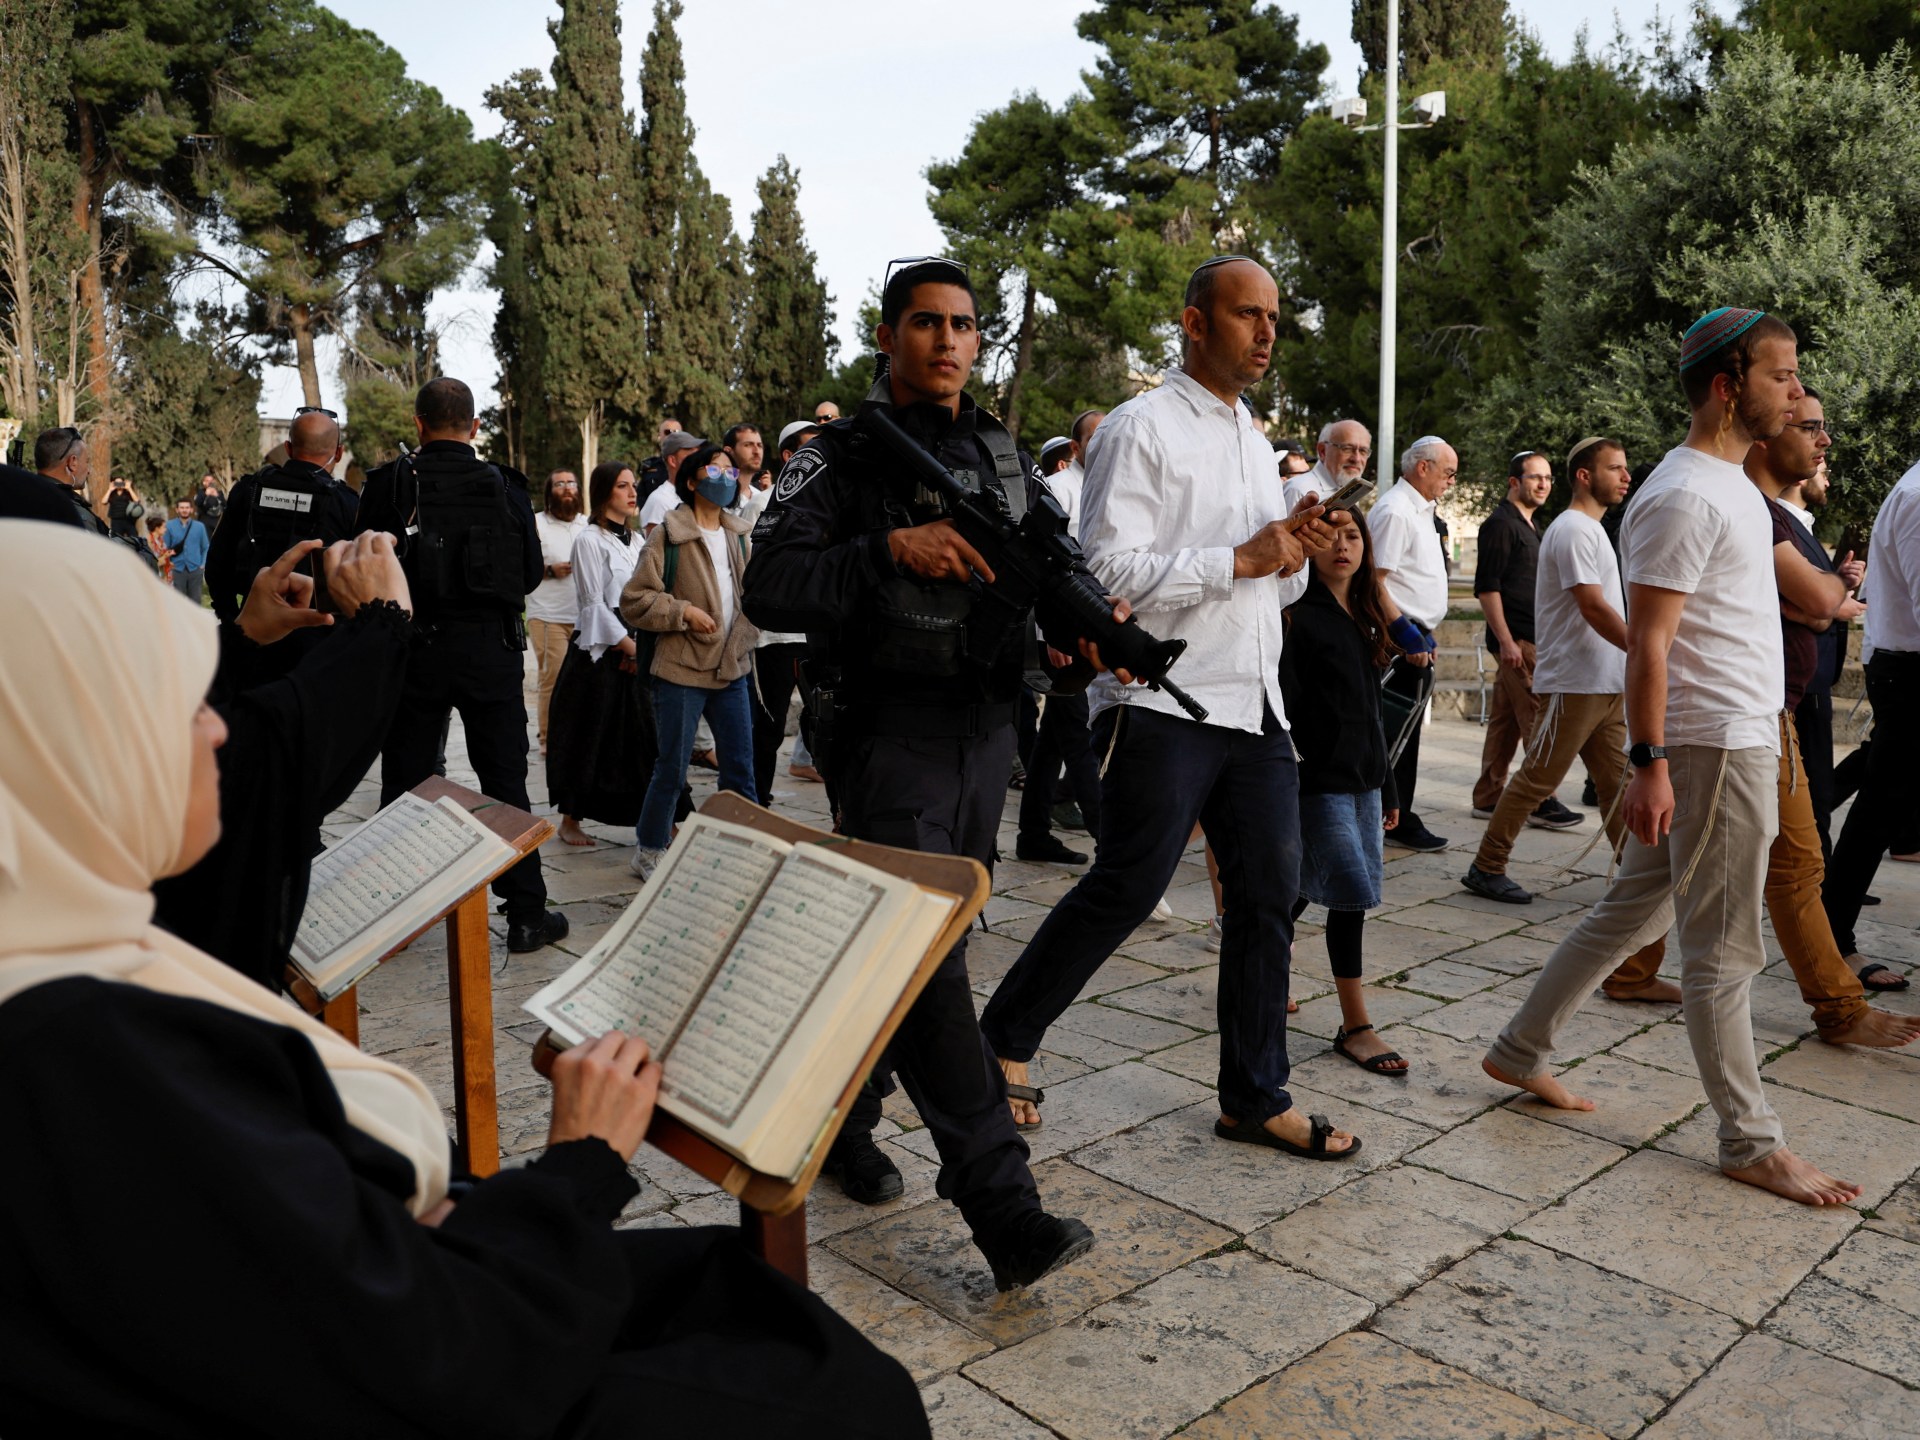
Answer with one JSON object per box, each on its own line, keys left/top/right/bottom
{"left": 329, "top": 685, "right": 1920, "bottom": 1440}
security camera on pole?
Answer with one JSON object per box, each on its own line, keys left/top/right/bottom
{"left": 1334, "top": 1, "right": 1447, "bottom": 478}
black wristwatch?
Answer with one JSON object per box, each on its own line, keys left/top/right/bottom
{"left": 1628, "top": 742, "right": 1668, "bottom": 768}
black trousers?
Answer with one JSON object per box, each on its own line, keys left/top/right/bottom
{"left": 1383, "top": 658, "right": 1428, "bottom": 830}
{"left": 1017, "top": 689, "right": 1102, "bottom": 842}
{"left": 750, "top": 643, "right": 807, "bottom": 807}
{"left": 555, "top": 1227, "right": 927, "bottom": 1439}
{"left": 1793, "top": 688, "right": 1837, "bottom": 859}
{"left": 379, "top": 618, "right": 546, "bottom": 922}
{"left": 1825, "top": 653, "right": 1920, "bottom": 955}
{"left": 834, "top": 725, "right": 1039, "bottom": 1246}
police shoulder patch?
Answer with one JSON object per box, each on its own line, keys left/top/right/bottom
{"left": 773, "top": 448, "right": 825, "bottom": 503}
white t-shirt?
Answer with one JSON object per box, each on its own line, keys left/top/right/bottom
{"left": 1531, "top": 509, "right": 1625, "bottom": 696}
{"left": 639, "top": 484, "right": 681, "bottom": 533}
{"left": 699, "top": 523, "right": 736, "bottom": 636}
{"left": 1368, "top": 479, "right": 1449, "bottom": 629}
{"left": 1043, "top": 459, "right": 1085, "bottom": 539}
{"left": 1619, "top": 446, "right": 1783, "bottom": 753}
{"left": 1864, "top": 459, "right": 1920, "bottom": 661}
{"left": 528, "top": 512, "right": 589, "bottom": 624}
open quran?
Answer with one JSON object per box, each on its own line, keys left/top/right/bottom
{"left": 524, "top": 813, "right": 960, "bottom": 1181}
{"left": 292, "top": 792, "right": 519, "bottom": 1002}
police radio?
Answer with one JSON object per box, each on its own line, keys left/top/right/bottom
{"left": 862, "top": 406, "right": 1207, "bottom": 722}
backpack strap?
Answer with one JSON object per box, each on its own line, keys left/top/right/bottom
{"left": 662, "top": 538, "right": 680, "bottom": 592}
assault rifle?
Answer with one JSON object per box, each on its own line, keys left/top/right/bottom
{"left": 864, "top": 406, "right": 1208, "bottom": 723}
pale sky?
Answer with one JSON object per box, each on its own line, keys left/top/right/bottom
{"left": 257, "top": 0, "right": 1730, "bottom": 419}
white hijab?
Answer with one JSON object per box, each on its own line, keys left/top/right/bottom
{"left": 0, "top": 523, "right": 450, "bottom": 1215}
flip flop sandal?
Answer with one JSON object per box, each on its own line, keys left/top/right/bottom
{"left": 1860, "top": 962, "right": 1912, "bottom": 992}
{"left": 1213, "top": 1112, "right": 1362, "bottom": 1161}
{"left": 1005, "top": 1082, "right": 1045, "bottom": 1132}
{"left": 1332, "top": 1023, "right": 1409, "bottom": 1076}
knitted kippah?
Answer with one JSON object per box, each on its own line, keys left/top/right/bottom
{"left": 1566, "top": 436, "right": 1614, "bottom": 474}
{"left": 1679, "top": 307, "right": 1766, "bottom": 372}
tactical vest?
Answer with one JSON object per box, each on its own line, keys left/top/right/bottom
{"left": 823, "top": 387, "right": 1028, "bottom": 680}
{"left": 395, "top": 454, "right": 526, "bottom": 615}
{"left": 233, "top": 464, "right": 339, "bottom": 591}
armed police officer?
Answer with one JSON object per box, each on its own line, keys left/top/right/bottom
{"left": 205, "top": 407, "right": 360, "bottom": 690}
{"left": 743, "top": 257, "right": 1118, "bottom": 1292}
{"left": 356, "top": 378, "right": 569, "bottom": 955}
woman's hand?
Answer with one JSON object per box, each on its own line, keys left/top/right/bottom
{"left": 323, "top": 531, "right": 412, "bottom": 618}
{"left": 616, "top": 635, "right": 637, "bottom": 658}
{"left": 236, "top": 540, "right": 333, "bottom": 646}
{"left": 683, "top": 605, "right": 718, "bottom": 635}
{"left": 1383, "top": 808, "right": 1400, "bottom": 831}
{"left": 546, "top": 1031, "right": 662, "bottom": 1161}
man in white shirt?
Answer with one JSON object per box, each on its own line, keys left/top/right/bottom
{"left": 1824, "top": 445, "right": 1920, "bottom": 978}
{"left": 1283, "top": 418, "right": 1371, "bottom": 516}
{"left": 639, "top": 431, "right": 702, "bottom": 535}
{"left": 529, "top": 469, "right": 588, "bottom": 756}
{"left": 1486, "top": 307, "right": 1861, "bottom": 1208}
{"left": 981, "top": 255, "right": 1367, "bottom": 1161}
{"left": 1369, "top": 435, "right": 1457, "bottom": 851}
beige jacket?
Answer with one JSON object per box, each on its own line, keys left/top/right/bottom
{"left": 620, "top": 505, "right": 759, "bottom": 687}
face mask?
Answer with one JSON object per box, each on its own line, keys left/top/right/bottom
{"left": 695, "top": 465, "right": 738, "bottom": 508}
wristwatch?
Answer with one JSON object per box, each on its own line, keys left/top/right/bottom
{"left": 1628, "top": 742, "right": 1668, "bottom": 768}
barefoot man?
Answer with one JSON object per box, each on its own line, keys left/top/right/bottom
{"left": 1483, "top": 308, "right": 1862, "bottom": 1207}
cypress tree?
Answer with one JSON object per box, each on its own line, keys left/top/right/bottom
{"left": 1353, "top": 0, "right": 1509, "bottom": 74}
{"left": 533, "top": 0, "right": 640, "bottom": 474}
{"left": 739, "top": 157, "right": 832, "bottom": 430}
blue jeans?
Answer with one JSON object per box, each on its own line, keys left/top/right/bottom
{"left": 639, "top": 676, "right": 757, "bottom": 848}
{"left": 981, "top": 703, "right": 1302, "bottom": 1126}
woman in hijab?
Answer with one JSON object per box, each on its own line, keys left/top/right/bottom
{"left": 0, "top": 523, "right": 925, "bottom": 1440}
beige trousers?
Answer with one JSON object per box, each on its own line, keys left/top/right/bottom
{"left": 1473, "top": 639, "right": 1540, "bottom": 812}
{"left": 1486, "top": 743, "right": 1784, "bottom": 1170}
{"left": 528, "top": 618, "right": 572, "bottom": 743}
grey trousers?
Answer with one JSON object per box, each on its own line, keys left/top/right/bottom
{"left": 1487, "top": 743, "right": 1784, "bottom": 1170}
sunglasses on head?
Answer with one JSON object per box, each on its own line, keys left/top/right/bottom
{"left": 884, "top": 255, "right": 970, "bottom": 289}
{"left": 294, "top": 405, "right": 338, "bottom": 419}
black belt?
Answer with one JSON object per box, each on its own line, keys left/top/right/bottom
{"left": 861, "top": 701, "right": 1016, "bottom": 739}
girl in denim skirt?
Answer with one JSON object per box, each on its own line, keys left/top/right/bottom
{"left": 1279, "top": 512, "right": 1411, "bottom": 1076}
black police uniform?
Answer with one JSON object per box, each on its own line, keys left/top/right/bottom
{"left": 742, "top": 383, "right": 1078, "bottom": 1258}
{"left": 356, "top": 440, "right": 558, "bottom": 942}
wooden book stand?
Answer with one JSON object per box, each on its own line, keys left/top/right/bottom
{"left": 290, "top": 776, "right": 553, "bottom": 1177}
{"left": 532, "top": 792, "right": 990, "bottom": 1286}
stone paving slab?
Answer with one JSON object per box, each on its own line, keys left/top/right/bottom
{"left": 1382, "top": 955, "right": 1511, "bottom": 999}
{"left": 1868, "top": 1177, "right": 1920, "bottom": 1244}
{"left": 1287, "top": 1024, "right": 1512, "bottom": 1130}
{"left": 964, "top": 1253, "right": 1372, "bottom": 1440}
{"left": 811, "top": 1248, "right": 995, "bottom": 1384}
{"left": 1407, "top": 1106, "right": 1630, "bottom": 1203}
{"left": 1287, "top": 983, "right": 1444, "bottom": 1040}
{"left": 1763, "top": 1228, "right": 1920, "bottom": 1388}
{"left": 921, "top": 1375, "right": 1056, "bottom": 1439}
{"left": 1180, "top": 1331, "right": 1608, "bottom": 1440}
{"left": 1762, "top": 1035, "right": 1920, "bottom": 1117}
{"left": 1502, "top": 1051, "right": 1707, "bottom": 1148}
{"left": 828, "top": 1160, "right": 1233, "bottom": 1350}
{"left": 1640, "top": 1332, "right": 1920, "bottom": 1439}
{"left": 1374, "top": 1238, "right": 1745, "bottom": 1438}
{"left": 1246, "top": 1166, "right": 1536, "bottom": 1305}
{"left": 1520, "top": 1148, "right": 1859, "bottom": 1323}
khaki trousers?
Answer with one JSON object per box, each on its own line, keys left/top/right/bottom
{"left": 1472, "top": 691, "right": 1664, "bottom": 988}
{"left": 528, "top": 617, "right": 572, "bottom": 744}
{"left": 1625, "top": 715, "right": 1868, "bottom": 1032}
{"left": 1487, "top": 744, "right": 1784, "bottom": 1171}
{"left": 1474, "top": 639, "right": 1540, "bottom": 811}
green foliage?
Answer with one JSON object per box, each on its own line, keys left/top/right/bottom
{"left": 198, "top": 1, "right": 485, "bottom": 406}
{"left": 114, "top": 306, "right": 263, "bottom": 498}
{"left": 1709, "top": 0, "right": 1920, "bottom": 69}
{"left": 739, "top": 157, "right": 833, "bottom": 430}
{"left": 1352, "top": 0, "right": 1509, "bottom": 75}
{"left": 1274, "top": 31, "right": 1686, "bottom": 477}
{"left": 1466, "top": 35, "right": 1920, "bottom": 534}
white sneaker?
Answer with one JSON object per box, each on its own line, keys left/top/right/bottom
{"left": 1206, "top": 915, "right": 1224, "bottom": 953}
{"left": 629, "top": 846, "right": 665, "bottom": 881}
{"left": 1151, "top": 895, "right": 1174, "bottom": 921}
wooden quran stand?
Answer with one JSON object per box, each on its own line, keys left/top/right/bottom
{"left": 288, "top": 777, "right": 554, "bottom": 1178}
{"left": 531, "top": 792, "right": 990, "bottom": 1288}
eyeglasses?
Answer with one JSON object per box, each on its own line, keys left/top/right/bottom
{"left": 47, "top": 426, "right": 83, "bottom": 464}
{"left": 294, "top": 405, "right": 338, "bottom": 419}
{"left": 1327, "top": 443, "right": 1370, "bottom": 456}
{"left": 703, "top": 465, "right": 739, "bottom": 482}
{"left": 1783, "top": 420, "right": 1834, "bottom": 438}
{"left": 884, "top": 255, "right": 970, "bottom": 289}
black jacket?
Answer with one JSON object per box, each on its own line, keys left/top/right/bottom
{"left": 1279, "top": 575, "right": 1400, "bottom": 807}
{"left": 205, "top": 460, "right": 361, "bottom": 623}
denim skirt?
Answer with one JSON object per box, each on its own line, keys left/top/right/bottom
{"left": 1298, "top": 788, "right": 1384, "bottom": 911}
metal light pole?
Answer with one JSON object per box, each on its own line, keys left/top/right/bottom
{"left": 1379, "top": 0, "right": 1400, "bottom": 486}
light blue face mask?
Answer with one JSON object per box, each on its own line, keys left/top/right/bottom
{"left": 695, "top": 464, "right": 738, "bottom": 509}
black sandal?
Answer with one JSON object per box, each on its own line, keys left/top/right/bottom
{"left": 1005, "top": 1082, "right": 1045, "bottom": 1132}
{"left": 1860, "top": 962, "right": 1912, "bottom": 992}
{"left": 1213, "top": 1112, "right": 1362, "bottom": 1161}
{"left": 1332, "top": 1023, "right": 1409, "bottom": 1076}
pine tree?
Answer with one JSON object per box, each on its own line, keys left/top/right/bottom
{"left": 531, "top": 0, "right": 642, "bottom": 474}
{"left": 482, "top": 75, "right": 558, "bottom": 475}
{"left": 1353, "top": 0, "right": 1509, "bottom": 75}
{"left": 633, "top": 0, "right": 744, "bottom": 435}
{"left": 739, "top": 158, "right": 832, "bottom": 430}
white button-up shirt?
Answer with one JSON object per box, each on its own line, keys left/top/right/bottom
{"left": 1080, "top": 367, "right": 1307, "bottom": 734}
{"left": 1864, "top": 458, "right": 1920, "bottom": 660}
{"left": 1282, "top": 460, "right": 1339, "bottom": 516}
{"left": 1043, "top": 457, "right": 1086, "bottom": 539}
{"left": 1368, "top": 479, "right": 1449, "bottom": 629}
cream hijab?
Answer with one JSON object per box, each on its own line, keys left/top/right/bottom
{"left": 0, "top": 523, "right": 450, "bottom": 1215}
